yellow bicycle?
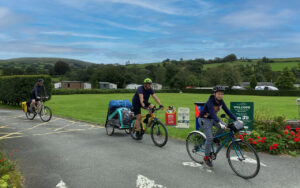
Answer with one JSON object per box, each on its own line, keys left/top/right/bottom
{"left": 130, "top": 106, "right": 168, "bottom": 147}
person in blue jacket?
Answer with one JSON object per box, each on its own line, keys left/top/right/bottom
{"left": 132, "top": 78, "right": 163, "bottom": 139}
{"left": 199, "top": 86, "right": 241, "bottom": 167}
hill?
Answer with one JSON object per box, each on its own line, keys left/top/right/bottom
{"left": 0, "top": 57, "right": 96, "bottom": 70}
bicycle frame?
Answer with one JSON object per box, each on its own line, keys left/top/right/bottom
{"left": 211, "top": 130, "right": 235, "bottom": 154}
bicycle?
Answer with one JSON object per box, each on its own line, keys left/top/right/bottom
{"left": 186, "top": 115, "right": 260, "bottom": 179}
{"left": 26, "top": 96, "right": 52, "bottom": 122}
{"left": 130, "top": 106, "right": 168, "bottom": 147}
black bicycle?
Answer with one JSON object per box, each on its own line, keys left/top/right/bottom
{"left": 26, "top": 96, "right": 52, "bottom": 122}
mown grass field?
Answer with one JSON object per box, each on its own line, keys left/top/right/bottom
{"left": 42, "top": 93, "right": 299, "bottom": 140}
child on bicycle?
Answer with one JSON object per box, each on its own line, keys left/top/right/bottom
{"left": 199, "top": 86, "right": 241, "bottom": 167}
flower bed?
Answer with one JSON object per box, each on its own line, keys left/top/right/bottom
{"left": 235, "top": 116, "right": 300, "bottom": 155}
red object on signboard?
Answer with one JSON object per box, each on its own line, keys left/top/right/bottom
{"left": 165, "top": 111, "right": 176, "bottom": 125}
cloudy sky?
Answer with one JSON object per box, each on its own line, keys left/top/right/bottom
{"left": 0, "top": 0, "right": 300, "bottom": 64}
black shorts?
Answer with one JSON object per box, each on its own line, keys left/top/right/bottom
{"left": 132, "top": 101, "right": 151, "bottom": 115}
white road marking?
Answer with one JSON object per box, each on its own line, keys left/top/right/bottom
{"left": 56, "top": 180, "right": 67, "bottom": 188}
{"left": 182, "top": 162, "right": 214, "bottom": 173}
{"left": 136, "top": 174, "right": 166, "bottom": 188}
{"left": 230, "top": 157, "right": 267, "bottom": 167}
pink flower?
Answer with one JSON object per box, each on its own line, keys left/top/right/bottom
{"left": 284, "top": 130, "right": 288, "bottom": 135}
{"left": 252, "top": 141, "right": 257, "bottom": 145}
{"left": 243, "top": 133, "right": 247, "bottom": 136}
{"left": 286, "top": 125, "right": 291, "bottom": 131}
{"left": 262, "top": 137, "right": 266, "bottom": 140}
{"left": 277, "top": 135, "right": 281, "bottom": 138}
{"left": 257, "top": 136, "right": 260, "bottom": 139}
{"left": 273, "top": 143, "right": 278, "bottom": 147}
{"left": 269, "top": 146, "right": 272, "bottom": 150}
{"left": 296, "top": 128, "right": 300, "bottom": 132}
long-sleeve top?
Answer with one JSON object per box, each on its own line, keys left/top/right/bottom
{"left": 199, "top": 95, "right": 237, "bottom": 122}
{"left": 31, "top": 83, "right": 47, "bottom": 97}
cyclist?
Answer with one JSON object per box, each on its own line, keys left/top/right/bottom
{"left": 29, "top": 78, "right": 47, "bottom": 113}
{"left": 132, "top": 78, "right": 163, "bottom": 139}
{"left": 199, "top": 86, "right": 239, "bottom": 167}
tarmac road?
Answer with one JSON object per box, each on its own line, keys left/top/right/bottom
{"left": 0, "top": 109, "right": 299, "bottom": 188}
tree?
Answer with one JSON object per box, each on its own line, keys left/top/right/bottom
{"left": 275, "top": 67, "right": 296, "bottom": 90}
{"left": 203, "top": 64, "right": 241, "bottom": 88}
{"left": 25, "top": 66, "right": 38, "bottom": 75}
{"left": 223, "top": 54, "right": 237, "bottom": 62}
{"left": 54, "top": 61, "right": 70, "bottom": 75}
{"left": 262, "top": 56, "right": 269, "bottom": 63}
{"left": 250, "top": 76, "right": 257, "bottom": 89}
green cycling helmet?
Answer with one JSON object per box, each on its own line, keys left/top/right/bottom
{"left": 144, "top": 78, "right": 152, "bottom": 84}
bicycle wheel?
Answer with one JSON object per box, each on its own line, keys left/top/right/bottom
{"left": 105, "top": 119, "right": 115, "bottom": 136}
{"left": 130, "top": 120, "right": 143, "bottom": 140}
{"left": 26, "top": 111, "right": 36, "bottom": 120}
{"left": 39, "top": 106, "right": 52, "bottom": 122}
{"left": 186, "top": 132, "right": 206, "bottom": 164}
{"left": 227, "top": 140, "right": 260, "bottom": 179}
{"left": 151, "top": 121, "right": 168, "bottom": 147}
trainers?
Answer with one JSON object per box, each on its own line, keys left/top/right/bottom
{"left": 204, "top": 156, "right": 213, "bottom": 167}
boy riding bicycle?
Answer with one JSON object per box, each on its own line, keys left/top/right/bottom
{"left": 199, "top": 86, "right": 242, "bottom": 167}
{"left": 132, "top": 78, "right": 164, "bottom": 139}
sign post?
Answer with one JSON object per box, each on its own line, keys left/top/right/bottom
{"left": 230, "top": 102, "right": 254, "bottom": 132}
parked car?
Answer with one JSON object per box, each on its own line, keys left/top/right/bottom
{"left": 255, "top": 86, "right": 278, "bottom": 91}
{"left": 232, "top": 86, "right": 246, "bottom": 90}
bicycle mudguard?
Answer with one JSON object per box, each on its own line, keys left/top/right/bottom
{"left": 189, "top": 131, "right": 207, "bottom": 140}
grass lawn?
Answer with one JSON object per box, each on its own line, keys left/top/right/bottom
{"left": 42, "top": 93, "right": 299, "bottom": 140}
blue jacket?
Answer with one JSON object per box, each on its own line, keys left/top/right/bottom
{"left": 199, "top": 95, "right": 237, "bottom": 122}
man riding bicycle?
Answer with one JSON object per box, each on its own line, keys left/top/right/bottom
{"left": 29, "top": 78, "right": 47, "bottom": 113}
{"left": 199, "top": 86, "right": 241, "bottom": 167}
{"left": 132, "top": 78, "right": 163, "bottom": 139}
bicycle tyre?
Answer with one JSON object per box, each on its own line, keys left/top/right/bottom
{"left": 105, "top": 120, "right": 115, "bottom": 136}
{"left": 39, "top": 106, "right": 52, "bottom": 122}
{"left": 130, "top": 120, "right": 143, "bottom": 140}
{"left": 186, "top": 132, "right": 206, "bottom": 164}
{"left": 151, "top": 121, "right": 168, "bottom": 147}
{"left": 26, "top": 111, "right": 36, "bottom": 120}
{"left": 227, "top": 140, "right": 260, "bottom": 179}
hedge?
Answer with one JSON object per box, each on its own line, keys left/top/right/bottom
{"left": 0, "top": 75, "right": 52, "bottom": 105}
{"left": 52, "top": 88, "right": 299, "bottom": 96}
{"left": 182, "top": 89, "right": 300, "bottom": 96}
{"left": 52, "top": 89, "right": 180, "bottom": 95}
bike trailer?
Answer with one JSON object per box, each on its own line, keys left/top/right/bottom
{"left": 106, "top": 100, "right": 134, "bottom": 129}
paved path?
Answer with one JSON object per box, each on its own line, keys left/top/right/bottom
{"left": 0, "top": 109, "right": 300, "bottom": 188}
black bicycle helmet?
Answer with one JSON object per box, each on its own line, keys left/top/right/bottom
{"left": 38, "top": 78, "right": 44, "bottom": 82}
{"left": 212, "top": 85, "right": 225, "bottom": 93}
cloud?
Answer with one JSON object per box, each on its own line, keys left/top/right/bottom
{"left": 0, "top": 7, "right": 23, "bottom": 28}
{"left": 0, "top": 41, "right": 94, "bottom": 54}
{"left": 220, "top": 9, "right": 294, "bottom": 29}
{"left": 40, "top": 31, "right": 119, "bottom": 39}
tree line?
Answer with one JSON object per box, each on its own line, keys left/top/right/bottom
{"left": 1, "top": 55, "right": 299, "bottom": 90}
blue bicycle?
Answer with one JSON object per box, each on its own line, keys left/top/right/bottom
{"left": 186, "top": 116, "right": 260, "bottom": 179}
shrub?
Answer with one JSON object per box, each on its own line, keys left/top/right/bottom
{"left": 0, "top": 75, "right": 52, "bottom": 105}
